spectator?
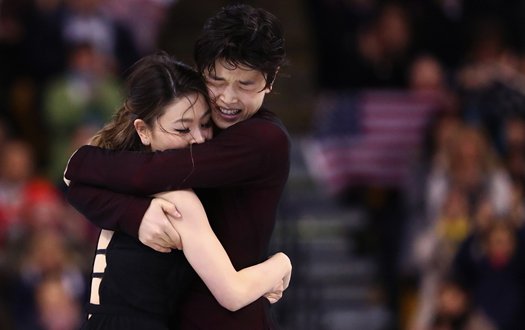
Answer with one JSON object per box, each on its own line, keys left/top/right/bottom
{"left": 452, "top": 219, "right": 525, "bottom": 330}
{"left": 425, "top": 125, "right": 512, "bottom": 225}
{"left": 60, "top": 0, "right": 139, "bottom": 75}
{"left": 42, "top": 41, "right": 121, "bottom": 188}
{"left": 35, "top": 274, "right": 82, "bottom": 330}
{"left": 0, "top": 140, "right": 47, "bottom": 245}
{"left": 5, "top": 229, "right": 88, "bottom": 329}
{"left": 429, "top": 279, "right": 496, "bottom": 330}
{"left": 411, "top": 187, "right": 472, "bottom": 329}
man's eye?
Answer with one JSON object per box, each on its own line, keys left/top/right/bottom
{"left": 239, "top": 84, "right": 256, "bottom": 91}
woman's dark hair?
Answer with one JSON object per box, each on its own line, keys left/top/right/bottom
{"left": 194, "top": 4, "right": 286, "bottom": 89}
{"left": 91, "top": 52, "right": 211, "bottom": 151}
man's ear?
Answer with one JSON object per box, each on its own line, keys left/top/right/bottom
{"left": 134, "top": 119, "right": 151, "bottom": 146}
{"left": 267, "top": 66, "right": 280, "bottom": 93}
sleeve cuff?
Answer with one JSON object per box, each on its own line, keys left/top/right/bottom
{"left": 118, "top": 197, "right": 152, "bottom": 238}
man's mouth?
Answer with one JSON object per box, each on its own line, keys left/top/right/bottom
{"left": 218, "top": 107, "right": 242, "bottom": 116}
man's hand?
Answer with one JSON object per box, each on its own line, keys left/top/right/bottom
{"left": 138, "top": 197, "right": 182, "bottom": 252}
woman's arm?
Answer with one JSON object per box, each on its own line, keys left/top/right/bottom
{"left": 156, "top": 190, "right": 292, "bottom": 311}
{"left": 62, "top": 116, "right": 289, "bottom": 243}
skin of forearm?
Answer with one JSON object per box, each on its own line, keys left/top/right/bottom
{"left": 157, "top": 190, "right": 290, "bottom": 311}
{"left": 221, "top": 253, "right": 291, "bottom": 311}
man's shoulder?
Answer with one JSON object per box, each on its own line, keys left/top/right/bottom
{"left": 246, "top": 109, "right": 289, "bottom": 141}
{"left": 240, "top": 109, "right": 288, "bottom": 134}
{"left": 252, "top": 108, "right": 279, "bottom": 121}
{"left": 216, "top": 109, "right": 289, "bottom": 153}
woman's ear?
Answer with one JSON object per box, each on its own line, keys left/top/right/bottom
{"left": 134, "top": 119, "right": 151, "bottom": 146}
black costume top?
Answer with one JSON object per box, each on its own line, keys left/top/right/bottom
{"left": 85, "top": 230, "right": 193, "bottom": 329}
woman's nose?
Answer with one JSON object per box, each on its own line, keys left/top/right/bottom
{"left": 190, "top": 129, "right": 206, "bottom": 144}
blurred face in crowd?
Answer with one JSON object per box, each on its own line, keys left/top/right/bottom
{"left": 36, "top": 277, "right": 81, "bottom": 330}
{"left": 204, "top": 59, "right": 271, "bottom": 129}
{"left": 437, "top": 282, "right": 468, "bottom": 317}
{"left": 134, "top": 93, "right": 212, "bottom": 151}
{"left": 487, "top": 224, "right": 515, "bottom": 267}
{"left": 0, "top": 141, "right": 34, "bottom": 183}
{"left": 409, "top": 55, "right": 445, "bottom": 91}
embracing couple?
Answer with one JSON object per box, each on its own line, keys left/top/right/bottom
{"left": 64, "top": 3, "right": 293, "bottom": 330}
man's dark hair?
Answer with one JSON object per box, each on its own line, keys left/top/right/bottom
{"left": 194, "top": 4, "right": 286, "bottom": 89}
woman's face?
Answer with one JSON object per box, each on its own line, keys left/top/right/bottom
{"left": 136, "top": 93, "right": 212, "bottom": 151}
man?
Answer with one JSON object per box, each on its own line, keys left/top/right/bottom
{"left": 65, "top": 4, "right": 289, "bottom": 329}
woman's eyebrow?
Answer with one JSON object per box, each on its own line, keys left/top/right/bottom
{"left": 208, "top": 73, "right": 224, "bottom": 80}
{"left": 173, "top": 117, "right": 194, "bottom": 124}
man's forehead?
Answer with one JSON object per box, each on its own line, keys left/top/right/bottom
{"left": 207, "top": 60, "right": 266, "bottom": 80}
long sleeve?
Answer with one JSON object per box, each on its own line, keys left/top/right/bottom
{"left": 64, "top": 111, "right": 290, "bottom": 196}
{"left": 67, "top": 182, "right": 151, "bottom": 237}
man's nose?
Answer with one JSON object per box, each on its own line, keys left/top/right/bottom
{"left": 219, "top": 85, "right": 238, "bottom": 104}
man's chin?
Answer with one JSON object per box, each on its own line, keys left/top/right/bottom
{"left": 215, "top": 121, "right": 237, "bottom": 129}
{"left": 212, "top": 113, "right": 240, "bottom": 129}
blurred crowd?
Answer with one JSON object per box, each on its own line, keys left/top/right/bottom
{"left": 0, "top": 0, "right": 173, "bottom": 328}
{"left": 306, "top": 0, "right": 525, "bottom": 330}
{"left": 2, "top": 0, "right": 525, "bottom": 329}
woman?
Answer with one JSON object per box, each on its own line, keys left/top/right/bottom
{"left": 74, "top": 53, "right": 291, "bottom": 329}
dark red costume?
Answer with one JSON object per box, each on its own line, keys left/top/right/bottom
{"left": 65, "top": 109, "right": 290, "bottom": 329}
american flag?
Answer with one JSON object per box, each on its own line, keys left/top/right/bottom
{"left": 303, "top": 90, "right": 443, "bottom": 195}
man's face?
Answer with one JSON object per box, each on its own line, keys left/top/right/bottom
{"left": 204, "top": 59, "right": 271, "bottom": 129}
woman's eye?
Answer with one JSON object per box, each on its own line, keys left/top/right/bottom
{"left": 207, "top": 78, "right": 223, "bottom": 87}
{"left": 175, "top": 128, "right": 191, "bottom": 134}
{"left": 201, "top": 121, "right": 213, "bottom": 128}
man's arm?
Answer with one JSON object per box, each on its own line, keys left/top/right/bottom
{"left": 65, "top": 117, "right": 290, "bottom": 195}
{"left": 67, "top": 182, "right": 148, "bottom": 236}
{"left": 67, "top": 182, "right": 181, "bottom": 250}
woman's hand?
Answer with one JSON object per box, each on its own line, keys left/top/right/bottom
{"left": 264, "top": 252, "right": 292, "bottom": 304}
{"left": 138, "top": 197, "right": 182, "bottom": 252}
{"left": 264, "top": 280, "right": 284, "bottom": 304}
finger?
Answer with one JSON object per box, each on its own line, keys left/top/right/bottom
{"left": 264, "top": 293, "right": 282, "bottom": 304}
{"left": 283, "top": 272, "right": 292, "bottom": 289}
{"left": 272, "top": 280, "right": 284, "bottom": 293}
{"left": 156, "top": 235, "right": 175, "bottom": 249}
{"left": 142, "top": 233, "right": 173, "bottom": 251}
{"left": 273, "top": 296, "right": 283, "bottom": 303}
{"left": 163, "top": 229, "right": 182, "bottom": 250}
{"left": 159, "top": 199, "right": 181, "bottom": 218}
{"left": 264, "top": 291, "right": 283, "bottom": 298}
{"left": 163, "top": 218, "right": 183, "bottom": 250}
{"left": 149, "top": 243, "right": 172, "bottom": 253}
{"left": 264, "top": 293, "right": 278, "bottom": 301}
{"left": 265, "top": 296, "right": 278, "bottom": 304}
{"left": 265, "top": 293, "right": 281, "bottom": 300}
